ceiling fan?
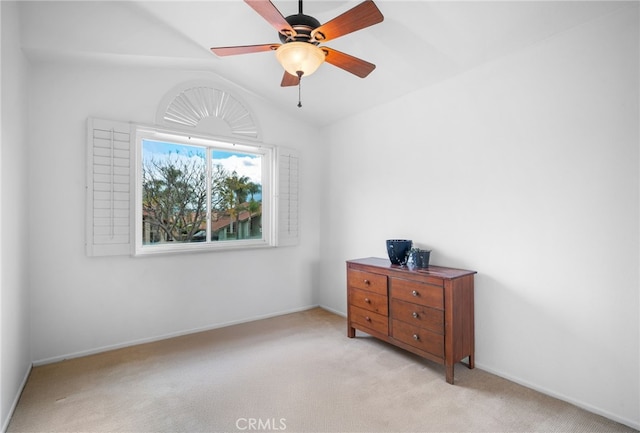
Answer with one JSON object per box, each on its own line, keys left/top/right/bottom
{"left": 210, "top": 0, "right": 384, "bottom": 107}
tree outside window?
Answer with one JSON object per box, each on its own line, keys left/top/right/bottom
{"left": 141, "top": 140, "right": 262, "bottom": 246}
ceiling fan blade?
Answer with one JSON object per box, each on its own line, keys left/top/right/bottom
{"left": 211, "top": 44, "right": 279, "bottom": 57}
{"left": 245, "top": 0, "right": 296, "bottom": 38}
{"left": 281, "top": 72, "right": 300, "bottom": 87}
{"left": 322, "top": 47, "right": 376, "bottom": 78}
{"left": 311, "top": 0, "right": 383, "bottom": 43}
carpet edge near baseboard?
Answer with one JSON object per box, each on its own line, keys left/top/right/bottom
{"left": 31, "top": 304, "right": 322, "bottom": 367}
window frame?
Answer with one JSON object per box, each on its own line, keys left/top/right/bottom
{"left": 133, "top": 126, "right": 275, "bottom": 256}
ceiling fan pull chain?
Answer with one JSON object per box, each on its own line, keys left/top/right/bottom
{"left": 297, "top": 70, "right": 304, "bottom": 108}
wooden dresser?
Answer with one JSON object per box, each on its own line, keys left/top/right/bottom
{"left": 347, "top": 257, "right": 476, "bottom": 384}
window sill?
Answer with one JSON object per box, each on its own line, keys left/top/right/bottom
{"left": 134, "top": 239, "right": 274, "bottom": 256}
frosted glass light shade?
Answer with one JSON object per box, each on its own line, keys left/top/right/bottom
{"left": 275, "top": 42, "right": 325, "bottom": 77}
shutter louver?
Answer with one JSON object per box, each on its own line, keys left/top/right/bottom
{"left": 277, "top": 147, "right": 300, "bottom": 246}
{"left": 86, "top": 118, "right": 133, "bottom": 256}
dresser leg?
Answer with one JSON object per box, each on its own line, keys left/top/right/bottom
{"left": 446, "top": 365, "right": 454, "bottom": 384}
{"left": 468, "top": 354, "right": 475, "bottom": 369}
{"left": 348, "top": 325, "right": 356, "bottom": 338}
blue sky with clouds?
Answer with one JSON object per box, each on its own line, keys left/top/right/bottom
{"left": 142, "top": 139, "right": 261, "bottom": 184}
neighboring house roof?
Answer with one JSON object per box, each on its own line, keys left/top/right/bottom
{"left": 142, "top": 203, "right": 261, "bottom": 232}
{"left": 211, "top": 208, "right": 260, "bottom": 232}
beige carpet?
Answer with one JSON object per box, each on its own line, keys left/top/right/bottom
{"left": 8, "top": 308, "right": 637, "bottom": 433}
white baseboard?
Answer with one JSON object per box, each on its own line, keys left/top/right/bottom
{"left": 474, "top": 362, "right": 640, "bottom": 431}
{"left": 2, "top": 363, "right": 32, "bottom": 433}
{"left": 318, "top": 305, "right": 345, "bottom": 317}
{"left": 320, "top": 306, "right": 639, "bottom": 430}
{"left": 33, "top": 304, "right": 320, "bottom": 366}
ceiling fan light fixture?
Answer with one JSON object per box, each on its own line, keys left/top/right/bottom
{"left": 275, "top": 42, "right": 325, "bottom": 77}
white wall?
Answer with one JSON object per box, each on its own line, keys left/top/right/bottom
{"left": 4, "top": 1, "right": 639, "bottom": 431}
{"left": 0, "top": 1, "right": 32, "bottom": 430}
{"left": 320, "top": 5, "right": 639, "bottom": 429}
{"left": 27, "top": 61, "right": 323, "bottom": 364}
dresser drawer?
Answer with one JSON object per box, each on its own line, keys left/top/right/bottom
{"left": 390, "top": 298, "right": 444, "bottom": 335}
{"left": 348, "top": 269, "right": 387, "bottom": 296}
{"left": 349, "top": 287, "right": 388, "bottom": 316}
{"left": 392, "top": 319, "right": 444, "bottom": 358}
{"left": 390, "top": 278, "right": 444, "bottom": 310}
{"left": 349, "top": 305, "right": 389, "bottom": 335}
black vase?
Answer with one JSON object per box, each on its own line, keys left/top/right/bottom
{"left": 386, "top": 239, "right": 412, "bottom": 265}
{"left": 416, "top": 250, "right": 431, "bottom": 268}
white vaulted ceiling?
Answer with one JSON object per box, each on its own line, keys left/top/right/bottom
{"left": 18, "top": 1, "right": 630, "bottom": 127}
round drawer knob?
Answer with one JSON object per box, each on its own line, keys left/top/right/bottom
{"left": 365, "top": 316, "right": 371, "bottom": 322}
{"left": 412, "top": 290, "right": 419, "bottom": 297}
{"left": 364, "top": 298, "right": 371, "bottom": 303}
{"left": 412, "top": 312, "right": 419, "bottom": 318}
{"left": 364, "top": 279, "right": 370, "bottom": 285}
{"left": 413, "top": 334, "right": 420, "bottom": 341}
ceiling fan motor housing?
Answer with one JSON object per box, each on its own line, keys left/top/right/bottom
{"left": 279, "top": 14, "right": 323, "bottom": 44}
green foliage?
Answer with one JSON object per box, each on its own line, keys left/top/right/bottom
{"left": 142, "top": 154, "right": 262, "bottom": 243}
{"left": 218, "top": 170, "right": 261, "bottom": 239}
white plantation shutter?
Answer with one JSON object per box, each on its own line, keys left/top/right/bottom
{"left": 86, "top": 118, "right": 133, "bottom": 256}
{"left": 276, "top": 147, "right": 299, "bottom": 246}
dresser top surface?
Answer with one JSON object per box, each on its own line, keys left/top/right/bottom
{"left": 347, "top": 257, "right": 476, "bottom": 279}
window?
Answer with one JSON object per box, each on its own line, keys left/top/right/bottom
{"left": 86, "top": 118, "right": 298, "bottom": 257}
{"left": 134, "top": 128, "right": 273, "bottom": 255}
